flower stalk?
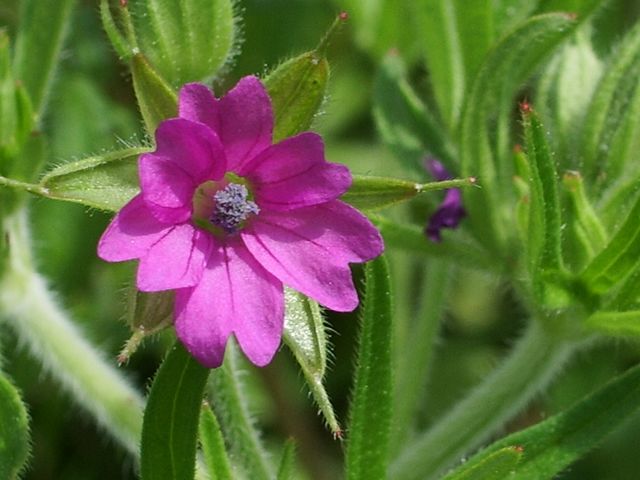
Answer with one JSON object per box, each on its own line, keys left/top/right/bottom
{"left": 0, "top": 210, "right": 144, "bottom": 456}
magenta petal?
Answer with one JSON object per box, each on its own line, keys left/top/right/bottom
{"left": 178, "top": 83, "right": 221, "bottom": 133}
{"left": 137, "top": 224, "right": 210, "bottom": 291}
{"left": 174, "top": 239, "right": 284, "bottom": 368}
{"left": 139, "top": 155, "right": 194, "bottom": 223}
{"left": 245, "top": 133, "right": 352, "bottom": 210}
{"left": 242, "top": 201, "right": 384, "bottom": 311}
{"left": 98, "top": 195, "right": 170, "bottom": 262}
{"left": 152, "top": 118, "right": 226, "bottom": 182}
{"left": 217, "top": 76, "right": 273, "bottom": 174}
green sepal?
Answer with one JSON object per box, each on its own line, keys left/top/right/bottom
{"left": 372, "top": 52, "right": 455, "bottom": 174}
{"left": 99, "top": 0, "right": 134, "bottom": 61}
{"left": 454, "top": 361, "right": 640, "bottom": 480}
{"left": 140, "top": 341, "right": 210, "bottom": 480}
{"left": 282, "top": 288, "right": 341, "bottom": 436}
{"left": 341, "top": 175, "right": 474, "bottom": 212}
{"left": 345, "top": 255, "right": 393, "bottom": 480}
{"left": 130, "top": 0, "right": 237, "bottom": 88}
{"left": 263, "top": 51, "right": 328, "bottom": 143}
{"left": 579, "top": 194, "right": 640, "bottom": 294}
{"left": 199, "top": 402, "right": 234, "bottom": 480}
{"left": 39, "top": 146, "right": 146, "bottom": 211}
{"left": 442, "top": 446, "right": 523, "bottom": 480}
{"left": 131, "top": 54, "right": 178, "bottom": 135}
{"left": 276, "top": 439, "right": 297, "bottom": 480}
{"left": 0, "top": 372, "right": 30, "bottom": 480}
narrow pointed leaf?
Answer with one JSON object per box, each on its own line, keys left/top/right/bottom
{"left": 141, "top": 341, "right": 210, "bottom": 480}
{"left": 39, "top": 147, "right": 146, "bottom": 211}
{"left": 580, "top": 194, "right": 640, "bottom": 293}
{"left": 0, "top": 373, "right": 30, "bottom": 480}
{"left": 373, "top": 52, "right": 456, "bottom": 174}
{"left": 131, "top": 54, "right": 178, "bottom": 134}
{"left": 454, "top": 361, "right": 640, "bottom": 480}
{"left": 12, "top": 0, "right": 75, "bottom": 118}
{"left": 442, "top": 446, "right": 523, "bottom": 480}
{"left": 276, "top": 439, "right": 297, "bottom": 480}
{"left": 199, "top": 402, "right": 234, "bottom": 480}
{"left": 345, "top": 255, "right": 393, "bottom": 480}
{"left": 130, "top": 0, "right": 236, "bottom": 88}
{"left": 585, "top": 310, "right": 640, "bottom": 337}
{"left": 283, "top": 288, "right": 340, "bottom": 435}
{"left": 99, "top": 0, "right": 133, "bottom": 61}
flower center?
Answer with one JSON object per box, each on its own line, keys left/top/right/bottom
{"left": 192, "top": 179, "right": 260, "bottom": 236}
{"left": 209, "top": 183, "right": 260, "bottom": 234}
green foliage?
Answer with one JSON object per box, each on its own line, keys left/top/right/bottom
{"left": 199, "top": 402, "right": 233, "bottom": 480}
{"left": 345, "top": 255, "right": 393, "bottom": 480}
{"left": 129, "top": 0, "right": 237, "bottom": 88}
{"left": 282, "top": 288, "right": 340, "bottom": 435}
{"left": 0, "top": 372, "right": 30, "bottom": 480}
{"left": 456, "top": 361, "right": 640, "bottom": 479}
{"left": 276, "top": 439, "right": 298, "bottom": 480}
{"left": 140, "top": 341, "right": 210, "bottom": 480}
{"left": 442, "top": 447, "right": 523, "bottom": 480}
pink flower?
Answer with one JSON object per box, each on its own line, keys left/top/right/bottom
{"left": 98, "top": 77, "right": 384, "bottom": 368}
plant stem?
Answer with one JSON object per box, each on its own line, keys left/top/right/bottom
{"left": 0, "top": 175, "right": 48, "bottom": 197}
{"left": 390, "top": 321, "right": 580, "bottom": 480}
{"left": 0, "top": 210, "right": 143, "bottom": 456}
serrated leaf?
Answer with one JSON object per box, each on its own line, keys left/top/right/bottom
{"left": 140, "top": 341, "right": 210, "bottom": 480}
{"left": 263, "top": 52, "right": 328, "bottom": 143}
{"left": 0, "top": 373, "right": 30, "bottom": 480}
{"left": 130, "top": 53, "right": 178, "bottom": 134}
{"left": 199, "top": 402, "right": 233, "bottom": 480}
{"left": 12, "top": 0, "right": 75, "bottom": 118}
{"left": 39, "top": 146, "right": 146, "bottom": 211}
{"left": 456, "top": 361, "right": 640, "bottom": 480}
{"left": 130, "top": 0, "right": 236, "bottom": 88}
{"left": 345, "top": 255, "right": 393, "bottom": 480}
{"left": 372, "top": 53, "right": 455, "bottom": 174}
{"left": 443, "top": 446, "right": 523, "bottom": 480}
{"left": 579, "top": 194, "right": 640, "bottom": 293}
{"left": 283, "top": 288, "right": 340, "bottom": 435}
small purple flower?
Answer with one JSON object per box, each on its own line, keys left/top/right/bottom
{"left": 424, "top": 158, "right": 466, "bottom": 242}
{"left": 98, "top": 77, "right": 384, "bottom": 368}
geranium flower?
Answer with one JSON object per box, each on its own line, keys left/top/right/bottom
{"left": 424, "top": 157, "right": 466, "bottom": 242}
{"left": 98, "top": 77, "right": 383, "bottom": 368}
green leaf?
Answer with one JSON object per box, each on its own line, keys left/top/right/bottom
{"left": 208, "top": 345, "right": 273, "bottom": 480}
{"left": 461, "top": 13, "right": 579, "bottom": 253}
{"left": 585, "top": 310, "right": 640, "bottom": 337}
{"left": 276, "top": 439, "right": 297, "bottom": 480}
{"left": 0, "top": 373, "right": 30, "bottom": 480}
{"left": 282, "top": 288, "right": 340, "bottom": 436}
{"left": 39, "top": 146, "right": 146, "bottom": 211}
{"left": 456, "top": 361, "right": 640, "bottom": 479}
{"left": 130, "top": 0, "right": 237, "bottom": 88}
{"left": 442, "top": 446, "right": 523, "bottom": 480}
{"left": 345, "top": 255, "right": 393, "bottom": 480}
{"left": 99, "top": 0, "right": 133, "bottom": 61}
{"left": 199, "top": 402, "right": 233, "bottom": 480}
{"left": 341, "top": 175, "right": 474, "bottom": 212}
{"left": 372, "top": 53, "right": 456, "bottom": 174}
{"left": 522, "top": 107, "right": 564, "bottom": 300}
{"left": 12, "top": 0, "right": 75, "bottom": 118}
{"left": 141, "top": 341, "right": 210, "bottom": 480}
{"left": 581, "top": 20, "right": 640, "bottom": 187}
{"left": 130, "top": 53, "right": 178, "bottom": 134}
{"left": 579, "top": 194, "right": 640, "bottom": 293}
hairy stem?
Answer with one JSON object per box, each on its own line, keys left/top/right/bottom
{"left": 390, "top": 321, "right": 580, "bottom": 480}
{"left": 0, "top": 210, "right": 143, "bottom": 456}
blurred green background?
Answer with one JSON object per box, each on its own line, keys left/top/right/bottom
{"left": 2, "top": 0, "right": 640, "bottom": 478}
